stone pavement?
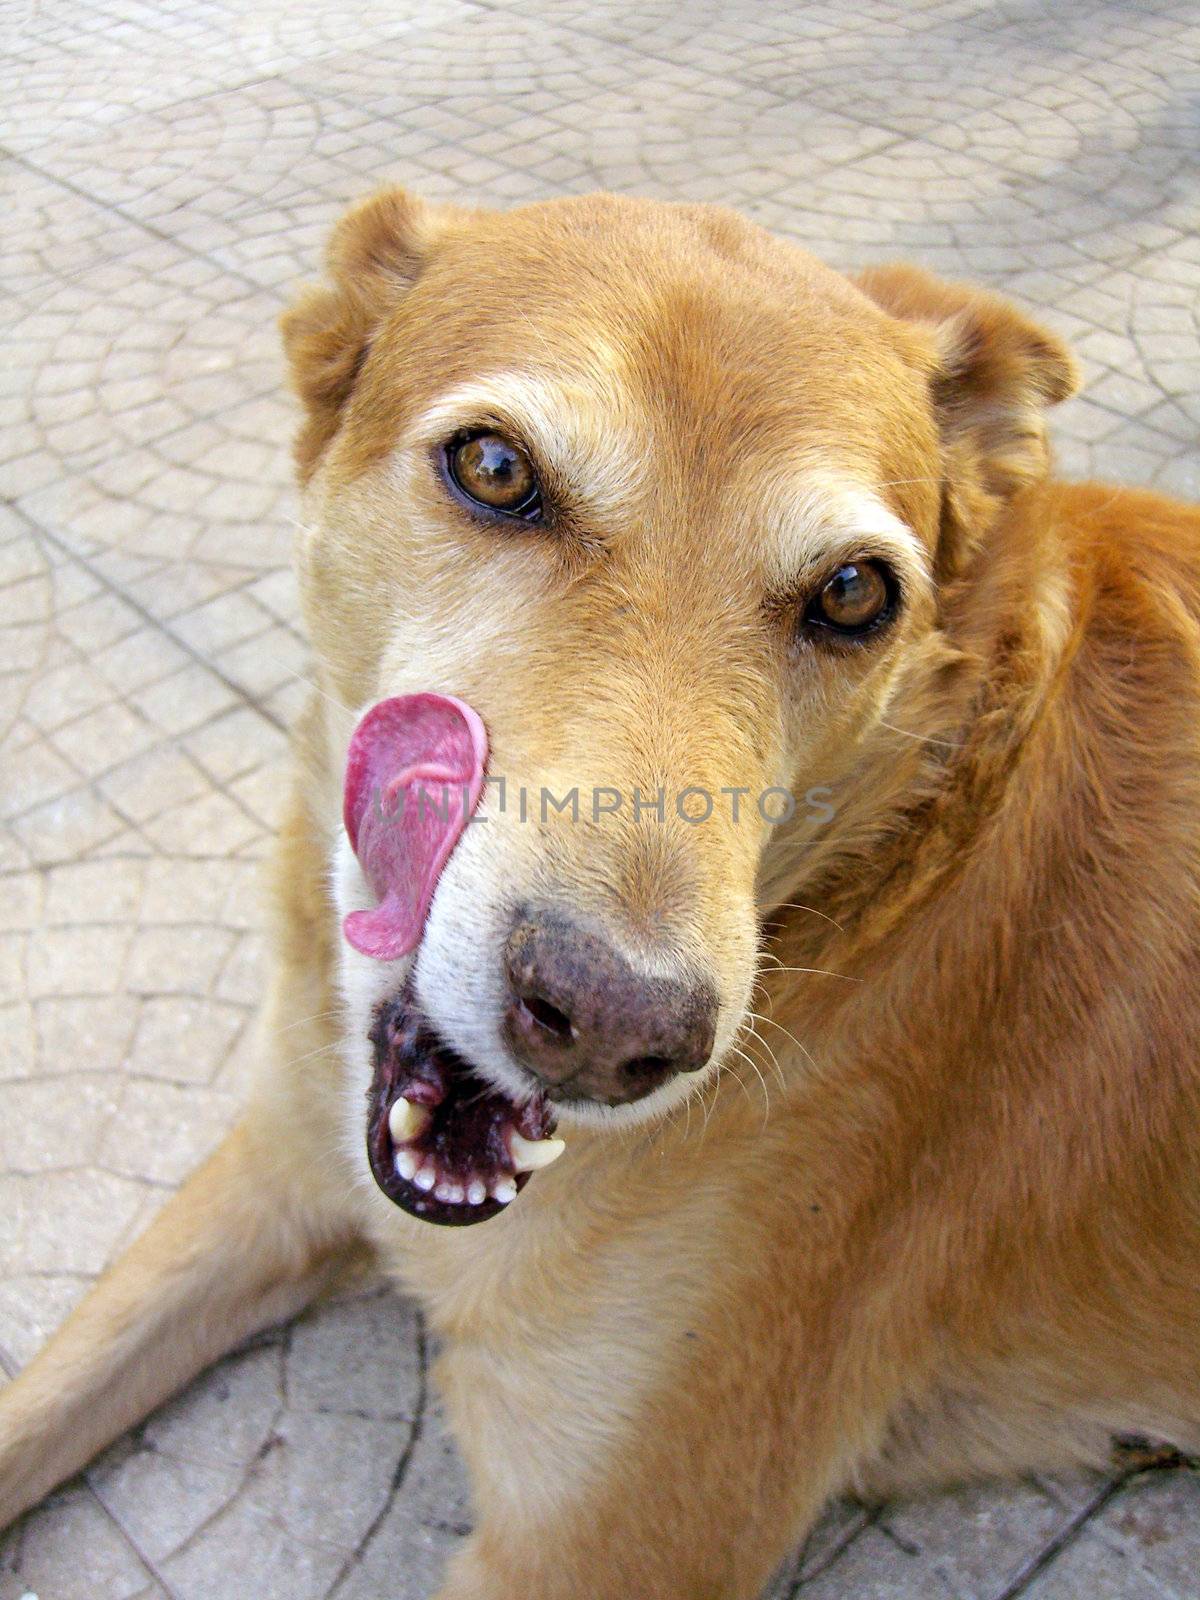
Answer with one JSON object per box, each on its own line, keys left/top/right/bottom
{"left": 0, "top": 0, "right": 1197, "bottom": 1595}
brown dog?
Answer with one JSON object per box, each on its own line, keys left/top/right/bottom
{"left": 1, "top": 190, "right": 1198, "bottom": 1598}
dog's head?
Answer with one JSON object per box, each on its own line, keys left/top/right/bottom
{"left": 282, "top": 190, "right": 1076, "bottom": 1224}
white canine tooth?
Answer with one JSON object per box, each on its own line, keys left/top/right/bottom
{"left": 466, "top": 1179, "right": 487, "bottom": 1206}
{"left": 394, "top": 1149, "right": 419, "bottom": 1182}
{"left": 509, "top": 1131, "right": 566, "bottom": 1172}
{"left": 414, "top": 1165, "right": 437, "bottom": 1192}
{"left": 388, "top": 1096, "right": 431, "bottom": 1144}
{"left": 492, "top": 1176, "right": 518, "bottom": 1204}
{"left": 435, "top": 1181, "right": 465, "bottom": 1204}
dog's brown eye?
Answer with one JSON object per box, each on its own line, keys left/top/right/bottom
{"left": 446, "top": 432, "right": 541, "bottom": 519}
{"left": 806, "top": 561, "right": 894, "bottom": 636}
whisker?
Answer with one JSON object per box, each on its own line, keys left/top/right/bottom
{"left": 876, "top": 717, "right": 964, "bottom": 749}
{"left": 275, "top": 1037, "right": 338, "bottom": 1075}
{"left": 761, "top": 900, "right": 846, "bottom": 933}
{"left": 761, "top": 964, "right": 862, "bottom": 982}
{"left": 747, "top": 1009, "right": 822, "bottom": 1078}
{"left": 727, "top": 1044, "right": 771, "bottom": 1132}
{"left": 277, "top": 1005, "right": 344, "bottom": 1037}
{"left": 720, "top": 1059, "right": 756, "bottom": 1117}
{"left": 282, "top": 664, "right": 358, "bottom": 718}
{"left": 740, "top": 1025, "right": 787, "bottom": 1095}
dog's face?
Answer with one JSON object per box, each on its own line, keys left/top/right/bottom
{"left": 283, "top": 190, "right": 1075, "bottom": 1224}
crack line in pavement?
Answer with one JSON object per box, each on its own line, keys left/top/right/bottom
{"left": 322, "top": 1308, "right": 431, "bottom": 1600}
{"left": 13, "top": 513, "right": 291, "bottom": 734}
{"left": 784, "top": 1505, "right": 882, "bottom": 1596}
{"left": 991, "top": 1473, "right": 1130, "bottom": 1600}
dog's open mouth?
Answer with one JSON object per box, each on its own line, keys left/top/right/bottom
{"left": 366, "top": 990, "right": 562, "bottom": 1226}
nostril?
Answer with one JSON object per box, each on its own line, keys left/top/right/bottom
{"left": 503, "top": 909, "right": 719, "bottom": 1102}
{"left": 620, "top": 1054, "right": 674, "bottom": 1083}
{"left": 521, "top": 994, "right": 574, "bottom": 1042}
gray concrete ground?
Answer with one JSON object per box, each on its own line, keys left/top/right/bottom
{"left": 1, "top": 1, "right": 1197, "bottom": 1596}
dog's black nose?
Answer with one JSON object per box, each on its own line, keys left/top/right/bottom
{"left": 502, "top": 908, "right": 718, "bottom": 1104}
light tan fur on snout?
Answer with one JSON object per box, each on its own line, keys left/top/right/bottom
{"left": 2, "top": 190, "right": 1198, "bottom": 1599}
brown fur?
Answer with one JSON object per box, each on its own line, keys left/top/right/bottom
{"left": 1, "top": 190, "right": 1197, "bottom": 1599}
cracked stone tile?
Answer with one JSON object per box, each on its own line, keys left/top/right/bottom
{"left": 245, "top": 566, "right": 303, "bottom": 630}
{"left": 762, "top": 1497, "right": 874, "bottom": 1596}
{"left": 0, "top": 1481, "right": 156, "bottom": 1600}
{"left": 128, "top": 665, "right": 244, "bottom": 738}
{"left": 183, "top": 706, "right": 288, "bottom": 786}
{"left": 0, "top": 0, "right": 482, "bottom": 155}
{"left": 127, "top": 996, "right": 249, "bottom": 1087}
{"left": 122, "top": 923, "right": 239, "bottom": 998}
{"left": 34, "top": 994, "right": 141, "bottom": 1079}
{"left": 91, "top": 629, "right": 193, "bottom": 697}
{"left": 0, "top": 1075, "right": 123, "bottom": 1175}
{"left": 138, "top": 787, "right": 267, "bottom": 857}
{"left": 0, "top": 1272, "right": 96, "bottom": 1372}
{"left": 1036, "top": 1465, "right": 1115, "bottom": 1516}
{"left": 23, "top": 922, "right": 135, "bottom": 999}
{"left": 1017, "top": 1518, "right": 1185, "bottom": 1600}
{"left": 83, "top": 1343, "right": 293, "bottom": 1572}
{"left": 877, "top": 1478, "right": 1082, "bottom": 1597}
{"left": 98, "top": 1077, "right": 241, "bottom": 1185}
{"left": 42, "top": 857, "right": 145, "bottom": 934}
{"left": 1086, "top": 1469, "right": 1200, "bottom": 1596}
{"left": 95, "top": 745, "right": 213, "bottom": 826}
{"left": 0, "top": 1004, "right": 36, "bottom": 1081}
{"left": 212, "top": 622, "right": 310, "bottom": 705}
{"left": 137, "top": 856, "right": 263, "bottom": 927}
{"left": 212, "top": 929, "right": 267, "bottom": 1008}
{"left": 327, "top": 1393, "right": 471, "bottom": 1600}
{"left": 85, "top": 1306, "right": 421, "bottom": 1597}
{"left": 285, "top": 1289, "right": 425, "bottom": 1423}
{"left": 0, "top": 1166, "right": 149, "bottom": 1281}
{"left": 1, "top": 742, "right": 78, "bottom": 818}
{"left": 226, "top": 759, "right": 290, "bottom": 831}
{"left": 8, "top": 788, "right": 124, "bottom": 866}
{"left": 2, "top": 212, "right": 298, "bottom": 586}
{"left": 45, "top": 700, "right": 161, "bottom": 781}
{"left": 789, "top": 1521, "right": 956, "bottom": 1597}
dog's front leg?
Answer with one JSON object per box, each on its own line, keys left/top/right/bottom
{"left": 0, "top": 1106, "right": 354, "bottom": 1530}
{"left": 427, "top": 1315, "right": 858, "bottom": 1600}
{"left": 431, "top": 1403, "right": 831, "bottom": 1600}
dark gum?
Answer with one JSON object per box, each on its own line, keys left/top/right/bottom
{"left": 366, "top": 991, "right": 554, "bottom": 1227}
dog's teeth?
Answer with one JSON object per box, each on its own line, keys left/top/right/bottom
{"left": 509, "top": 1131, "right": 566, "bottom": 1172}
{"left": 394, "top": 1148, "right": 419, "bottom": 1182}
{"left": 414, "top": 1165, "right": 437, "bottom": 1192}
{"left": 492, "top": 1176, "right": 518, "bottom": 1204}
{"left": 435, "top": 1180, "right": 464, "bottom": 1204}
{"left": 466, "top": 1178, "right": 487, "bottom": 1206}
{"left": 388, "top": 1096, "right": 431, "bottom": 1144}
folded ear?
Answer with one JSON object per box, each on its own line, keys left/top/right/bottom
{"left": 856, "top": 262, "right": 1080, "bottom": 575}
{"left": 280, "top": 188, "right": 466, "bottom": 479}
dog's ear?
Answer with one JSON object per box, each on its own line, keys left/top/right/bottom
{"left": 280, "top": 188, "right": 465, "bottom": 479}
{"left": 856, "top": 262, "right": 1080, "bottom": 576}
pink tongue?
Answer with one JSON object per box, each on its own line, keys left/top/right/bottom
{"left": 342, "top": 694, "right": 488, "bottom": 961}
